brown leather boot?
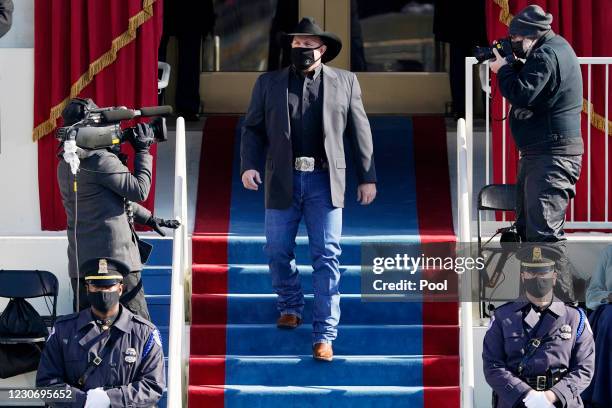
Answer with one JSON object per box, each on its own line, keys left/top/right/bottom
{"left": 312, "top": 342, "right": 333, "bottom": 362}
{"left": 276, "top": 314, "right": 301, "bottom": 329}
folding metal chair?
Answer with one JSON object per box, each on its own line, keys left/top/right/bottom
{"left": 477, "top": 184, "right": 517, "bottom": 317}
{"left": 0, "top": 270, "right": 59, "bottom": 344}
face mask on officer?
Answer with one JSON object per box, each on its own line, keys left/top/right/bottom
{"left": 290, "top": 36, "right": 326, "bottom": 71}
{"left": 87, "top": 284, "right": 123, "bottom": 314}
{"left": 522, "top": 271, "right": 556, "bottom": 298}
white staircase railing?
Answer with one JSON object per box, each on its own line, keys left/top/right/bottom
{"left": 457, "top": 118, "right": 475, "bottom": 408}
{"left": 167, "top": 117, "right": 188, "bottom": 407}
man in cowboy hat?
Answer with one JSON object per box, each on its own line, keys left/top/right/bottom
{"left": 483, "top": 245, "right": 595, "bottom": 408}
{"left": 241, "top": 17, "right": 377, "bottom": 361}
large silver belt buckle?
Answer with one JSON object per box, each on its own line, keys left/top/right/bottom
{"left": 295, "top": 157, "right": 315, "bottom": 172}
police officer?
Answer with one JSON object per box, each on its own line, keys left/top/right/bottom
{"left": 483, "top": 245, "right": 595, "bottom": 408}
{"left": 489, "top": 5, "right": 583, "bottom": 302}
{"left": 36, "top": 258, "right": 165, "bottom": 407}
{"left": 57, "top": 98, "right": 179, "bottom": 319}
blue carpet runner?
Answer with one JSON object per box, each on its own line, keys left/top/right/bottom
{"left": 189, "top": 115, "right": 459, "bottom": 407}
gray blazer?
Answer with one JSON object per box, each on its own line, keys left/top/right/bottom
{"left": 241, "top": 65, "right": 376, "bottom": 209}
{"left": 58, "top": 149, "right": 153, "bottom": 278}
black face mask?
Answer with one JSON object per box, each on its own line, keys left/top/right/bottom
{"left": 88, "top": 290, "right": 120, "bottom": 313}
{"left": 290, "top": 46, "right": 322, "bottom": 71}
{"left": 524, "top": 277, "right": 554, "bottom": 298}
{"left": 511, "top": 40, "right": 527, "bottom": 59}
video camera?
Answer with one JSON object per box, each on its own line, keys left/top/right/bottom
{"left": 56, "top": 98, "right": 173, "bottom": 150}
{"left": 474, "top": 38, "right": 516, "bottom": 64}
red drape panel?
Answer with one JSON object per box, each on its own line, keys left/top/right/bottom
{"left": 34, "top": 0, "right": 163, "bottom": 230}
{"left": 486, "top": 0, "right": 612, "bottom": 222}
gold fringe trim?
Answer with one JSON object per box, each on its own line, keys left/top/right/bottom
{"left": 493, "top": 0, "right": 513, "bottom": 26}
{"left": 33, "top": 0, "right": 157, "bottom": 141}
{"left": 492, "top": 0, "right": 612, "bottom": 136}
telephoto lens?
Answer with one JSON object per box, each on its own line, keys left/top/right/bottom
{"left": 149, "top": 117, "right": 168, "bottom": 143}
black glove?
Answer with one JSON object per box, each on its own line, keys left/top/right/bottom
{"left": 146, "top": 216, "right": 180, "bottom": 237}
{"left": 128, "top": 123, "right": 155, "bottom": 152}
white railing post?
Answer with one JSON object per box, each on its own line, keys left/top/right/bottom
{"left": 167, "top": 117, "right": 188, "bottom": 408}
{"left": 457, "top": 118, "right": 475, "bottom": 408}
{"left": 465, "top": 58, "right": 476, "bottom": 227}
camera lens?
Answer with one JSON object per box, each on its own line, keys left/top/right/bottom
{"left": 474, "top": 46, "right": 495, "bottom": 64}
{"left": 150, "top": 117, "right": 168, "bottom": 143}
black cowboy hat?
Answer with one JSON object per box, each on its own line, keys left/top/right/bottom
{"left": 282, "top": 17, "right": 342, "bottom": 63}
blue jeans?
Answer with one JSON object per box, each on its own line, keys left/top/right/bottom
{"left": 265, "top": 169, "right": 343, "bottom": 344}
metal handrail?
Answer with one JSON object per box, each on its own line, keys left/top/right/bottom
{"left": 457, "top": 118, "right": 475, "bottom": 408}
{"left": 167, "top": 117, "right": 188, "bottom": 407}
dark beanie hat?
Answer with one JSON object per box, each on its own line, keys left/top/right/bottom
{"left": 509, "top": 5, "right": 553, "bottom": 37}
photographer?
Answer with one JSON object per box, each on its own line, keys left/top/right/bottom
{"left": 490, "top": 5, "right": 583, "bottom": 302}
{"left": 57, "top": 98, "right": 179, "bottom": 320}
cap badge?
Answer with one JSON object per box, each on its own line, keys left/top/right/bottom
{"left": 98, "top": 259, "right": 108, "bottom": 274}
{"left": 532, "top": 247, "right": 542, "bottom": 262}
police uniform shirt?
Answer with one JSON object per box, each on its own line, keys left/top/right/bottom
{"left": 36, "top": 305, "right": 165, "bottom": 407}
{"left": 288, "top": 64, "right": 326, "bottom": 161}
{"left": 482, "top": 299, "right": 595, "bottom": 408}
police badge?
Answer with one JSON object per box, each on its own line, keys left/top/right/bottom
{"left": 124, "top": 348, "right": 137, "bottom": 363}
{"left": 560, "top": 324, "right": 572, "bottom": 340}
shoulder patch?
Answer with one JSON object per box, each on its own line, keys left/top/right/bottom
{"left": 575, "top": 306, "right": 588, "bottom": 339}
{"left": 142, "top": 328, "right": 162, "bottom": 359}
{"left": 152, "top": 328, "right": 162, "bottom": 347}
{"left": 568, "top": 305, "right": 589, "bottom": 339}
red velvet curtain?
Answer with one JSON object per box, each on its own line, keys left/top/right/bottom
{"left": 486, "top": 0, "right": 612, "bottom": 222}
{"left": 34, "top": 0, "right": 163, "bottom": 230}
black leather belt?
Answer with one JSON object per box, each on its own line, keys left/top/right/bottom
{"left": 521, "top": 368, "right": 566, "bottom": 391}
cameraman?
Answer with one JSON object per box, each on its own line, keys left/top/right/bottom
{"left": 57, "top": 98, "right": 179, "bottom": 319}
{"left": 490, "top": 5, "right": 583, "bottom": 301}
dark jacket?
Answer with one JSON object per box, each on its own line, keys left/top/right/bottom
{"left": 497, "top": 31, "right": 583, "bottom": 155}
{"left": 241, "top": 65, "right": 376, "bottom": 209}
{"left": 163, "top": 0, "right": 214, "bottom": 37}
{"left": 483, "top": 300, "right": 595, "bottom": 408}
{"left": 0, "top": 0, "right": 13, "bottom": 38}
{"left": 58, "top": 148, "right": 153, "bottom": 278}
{"left": 36, "top": 306, "right": 165, "bottom": 407}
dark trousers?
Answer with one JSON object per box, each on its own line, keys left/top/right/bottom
{"left": 159, "top": 33, "right": 201, "bottom": 115}
{"left": 515, "top": 154, "right": 582, "bottom": 301}
{"left": 71, "top": 272, "right": 151, "bottom": 321}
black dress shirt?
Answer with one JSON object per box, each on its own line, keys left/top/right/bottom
{"left": 288, "top": 64, "right": 325, "bottom": 160}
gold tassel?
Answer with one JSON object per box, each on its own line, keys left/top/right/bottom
{"left": 33, "top": 0, "right": 157, "bottom": 141}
